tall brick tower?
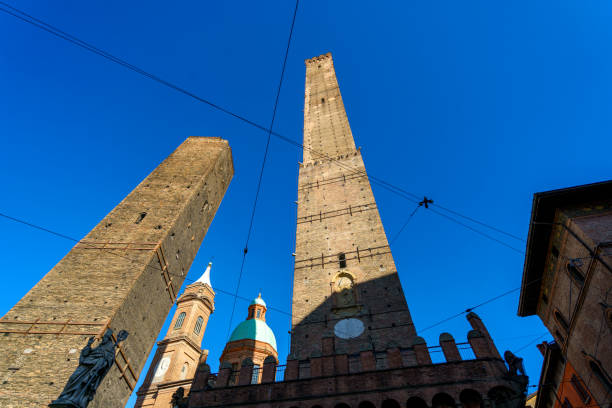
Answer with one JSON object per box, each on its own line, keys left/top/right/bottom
{"left": 135, "top": 262, "right": 216, "bottom": 407}
{"left": 172, "top": 55, "right": 530, "bottom": 408}
{"left": 0, "top": 137, "right": 233, "bottom": 408}
{"left": 291, "top": 53, "right": 416, "bottom": 358}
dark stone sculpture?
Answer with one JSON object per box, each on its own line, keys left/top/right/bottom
{"left": 504, "top": 350, "right": 526, "bottom": 376}
{"left": 49, "top": 329, "right": 128, "bottom": 408}
{"left": 171, "top": 387, "right": 189, "bottom": 408}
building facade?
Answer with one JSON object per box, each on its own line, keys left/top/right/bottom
{"left": 518, "top": 181, "right": 612, "bottom": 408}
{"left": 0, "top": 137, "right": 233, "bottom": 408}
{"left": 186, "top": 54, "right": 528, "bottom": 408}
{"left": 534, "top": 341, "right": 599, "bottom": 408}
{"left": 135, "top": 262, "right": 216, "bottom": 407}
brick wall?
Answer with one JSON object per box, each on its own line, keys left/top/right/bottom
{"left": 0, "top": 137, "right": 233, "bottom": 407}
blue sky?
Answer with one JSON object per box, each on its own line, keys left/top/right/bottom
{"left": 1, "top": 1, "right": 611, "bottom": 406}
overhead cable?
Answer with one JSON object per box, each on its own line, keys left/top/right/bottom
{"left": 0, "top": 1, "right": 524, "bottom": 254}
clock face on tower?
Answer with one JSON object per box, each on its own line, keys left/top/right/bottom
{"left": 334, "top": 318, "right": 364, "bottom": 339}
{"left": 153, "top": 357, "right": 170, "bottom": 381}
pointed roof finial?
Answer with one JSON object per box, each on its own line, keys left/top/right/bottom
{"left": 195, "top": 261, "right": 212, "bottom": 287}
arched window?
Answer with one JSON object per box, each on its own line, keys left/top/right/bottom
{"left": 256, "top": 310, "right": 261, "bottom": 318}
{"left": 174, "top": 312, "right": 186, "bottom": 329}
{"left": 460, "top": 389, "right": 483, "bottom": 408}
{"left": 382, "top": 399, "right": 401, "bottom": 408}
{"left": 180, "top": 363, "right": 189, "bottom": 380}
{"left": 432, "top": 393, "right": 456, "bottom": 408}
{"left": 251, "top": 364, "right": 260, "bottom": 384}
{"left": 193, "top": 316, "right": 204, "bottom": 335}
{"left": 407, "top": 397, "right": 429, "bottom": 408}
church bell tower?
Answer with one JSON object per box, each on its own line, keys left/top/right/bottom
{"left": 291, "top": 53, "right": 417, "bottom": 359}
{"left": 135, "top": 262, "right": 215, "bottom": 408}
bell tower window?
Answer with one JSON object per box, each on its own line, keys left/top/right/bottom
{"left": 174, "top": 312, "right": 186, "bottom": 329}
{"left": 193, "top": 316, "right": 204, "bottom": 335}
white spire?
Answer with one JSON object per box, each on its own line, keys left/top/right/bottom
{"left": 195, "top": 261, "right": 212, "bottom": 287}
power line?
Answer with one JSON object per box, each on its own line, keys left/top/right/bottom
{"left": 224, "top": 0, "right": 300, "bottom": 341}
{"left": 513, "top": 333, "right": 550, "bottom": 353}
{"left": 0, "top": 210, "right": 520, "bottom": 338}
{"left": 428, "top": 207, "right": 525, "bottom": 254}
{"left": 0, "top": 1, "right": 525, "bottom": 255}
{"left": 0, "top": 210, "right": 551, "bottom": 346}
{"left": 0, "top": 209, "right": 533, "bottom": 332}
{"left": 390, "top": 204, "right": 420, "bottom": 244}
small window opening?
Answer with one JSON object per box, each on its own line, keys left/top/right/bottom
{"left": 554, "top": 309, "right": 569, "bottom": 332}
{"left": 551, "top": 245, "right": 560, "bottom": 258}
{"left": 229, "top": 363, "right": 239, "bottom": 385}
{"left": 256, "top": 310, "right": 261, "bottom": 318}
{"left": 251, "top": 364, "right": 260, "bottom": 384}
{"left": 567, "top": 261, "right": 585, "bottom": 285}
{"left": 338, "top": 253, "right": 346, "bottom": 268}
{"left": 134, "top": 212, "right": 147, "bottom": 224}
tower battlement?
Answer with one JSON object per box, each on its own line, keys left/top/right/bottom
{"left": 305, "top": 52, "right": 333, "bottom": 65}
{"left": 188, "top": 314, "right": 523, "bottom": 408}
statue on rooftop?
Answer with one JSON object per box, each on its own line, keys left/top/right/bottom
{"left": 49, "top": 328, "right": 128, "bottom": 408}
{"left": 504, "top": 350, "right": 526, "bottom": 377}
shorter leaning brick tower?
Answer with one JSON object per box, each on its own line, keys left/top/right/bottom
{"left": 135, "top": 262, "right": 215, "bottom": 408}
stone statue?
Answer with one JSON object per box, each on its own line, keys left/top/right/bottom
{"left": 171, "top": 387, "right": 188, "bottom": 408}
{"left": 504, "top": 350, "right": 526, "bottom": 376}
{"left": 49, "top": 329, "right": 128, "bottom": 408}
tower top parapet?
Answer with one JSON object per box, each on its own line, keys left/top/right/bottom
{"left": 305, "top": 52, "right": 332, "bottom": 65}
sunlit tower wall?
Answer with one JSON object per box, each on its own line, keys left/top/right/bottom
{"left": 291, "top": 53, "right": 417, "bottom": 359}
{"left": 0, "top": 137, "right": 233, "bottom": 408}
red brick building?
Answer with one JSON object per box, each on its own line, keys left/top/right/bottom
{"left": 182, "top": 54, "right": 529, "bottom": 408}
{"left": 518, "top": 181, "right": 612, "bottom": 408}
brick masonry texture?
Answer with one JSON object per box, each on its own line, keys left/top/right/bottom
{"left": 535, "top": 203, "right": 612, "bottom": 407}
{"left": 0, "top": 137, "right": 233, "bottom": 408}
{"left": 291, "top": 53, "right": 416, "bottom": 359}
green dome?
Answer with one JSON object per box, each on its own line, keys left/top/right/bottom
{"left": 228, "top": 319, "right": 277, "bottom": 350}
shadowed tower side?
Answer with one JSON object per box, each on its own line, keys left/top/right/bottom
{"left": 0, "top": 137, "right": 233, "bottom": 408}
{"left": 291, "top": 53, "right": 416, "bottom": 359}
